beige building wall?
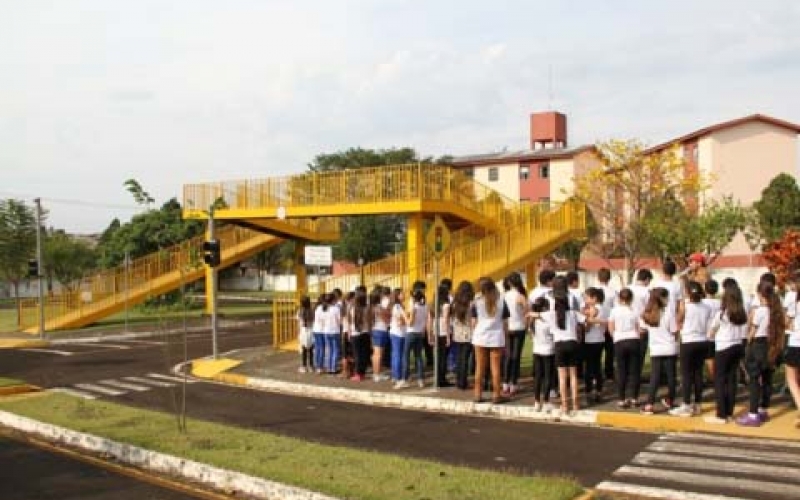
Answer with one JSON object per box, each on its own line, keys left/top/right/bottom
{"left": 706, "top": 121, "right": 799, "bottom": 255}
{"left": 472, "top": 162, "right": 519, "bottom": 201}
{"left": 549, "top": 158, "right": 577, "bottom": 203}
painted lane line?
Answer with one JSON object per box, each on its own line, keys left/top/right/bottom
{"left": 49, "top": 387, "right": 97, "bottom": 400}
{"left": 67, "top": 342, "right": 131, "bottom": 350}
{"left": 632, "top": 451, "right": 800, "bottom": 481}
{"left": 614, "top": 465, "right": 800, "bottom": 498}
{"left": 596, "top": 481, "right": 754, "bottom": 500}
{"left": 19, "top": 348, "right": 74, "bottom": 356}
{"left": 98, "top": 379, "right": 151, "bottom": 392}
{"left": 116, "top": 339, "right": 165, "bottom": 346}
{"left": 146, "top": 373, "right": 196, "bottom": 384}
{"left": 74, "top": 383, "right": 127, "bottom": 396}
{"left": 647, "top": 441, "right": 798, "bottom": 464}
{"left": 663, "top": 432, "right": 800, "bottom": 450}
{"left": 123, "top": 376, "right": 174, "bottom": 388}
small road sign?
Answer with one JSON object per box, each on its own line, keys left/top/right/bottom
{"left": 426, "top": 215, "right": 451, "bottom": 257}
{"left": 304, "top": 245, "right": 333, "bottom": 267}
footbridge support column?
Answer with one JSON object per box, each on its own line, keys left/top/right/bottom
{"left": 294, "top": 242, "right": 307, "bottom": 298}
{"left": 406, "top": 213, "right": 424, "bottom": 285}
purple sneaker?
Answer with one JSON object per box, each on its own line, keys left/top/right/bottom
{"left": 736, "top": 413, "right": 762, "bottom": 427}
{"left": 758, "top": 410, "right": 770, "bottom": 423}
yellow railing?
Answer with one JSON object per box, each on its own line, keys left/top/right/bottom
{"left": 273, "top": 201, "right": 586, "bottom": 348}
{"left": 18, "top": 225, "right": 279, "bottom": 332}
{"left": 183, "top": 164, "right": 522, "bottom": 228}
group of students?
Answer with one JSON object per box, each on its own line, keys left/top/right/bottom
{"left": 295, "top": 260, "right": 800, "bottom": 426}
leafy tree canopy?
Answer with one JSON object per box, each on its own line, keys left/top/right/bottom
{"left": 748, "top": 173, "right": 800, "bottom": 248}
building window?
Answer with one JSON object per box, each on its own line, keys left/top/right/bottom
{"left": 538, "top": 163, "right": 550, "bottom": 179}
{"left": 464, "top": 168, "right": 474, "bottom": 178}
{"left": 519, "top": 165, "right": 530, "bottom": 180}
{"left": 488, "top": 167, "right": 498, "bottom": 182}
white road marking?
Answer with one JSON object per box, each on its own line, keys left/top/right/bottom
{"left": 146, "top": 373, "right": 196, "bottom": 384}
{"left": 67, "top": 342, "right": 131, "bottom": 350}
{"left": 663, "top": 432, "right": 800, "bottom": 450}
{"left": 632, "top": 451, "right": 800, "bottom": 481}
{"left": 647, "top": 440, "right": 798, "bottom": 463}
{"left": 73, "top": 383, "right": 126, "bottom": 397}
{"left": 98, "top": 379, "right": 150, "bottom": 392}
{"left": 49, "top": 387, "right": 97, "bottom": 400}
{"left": 596, "top": 481, "right": 754, "bottom": 500}
{"left": 116, "top": 339, "right": 165, "bottom": 346}
{"left": 19, "top": 348, "right": 73, "bottom": 356}
{"left": 123, "top": 376, "right": 174, "bottom": 388}
{"left": 615, "top": 465, "right": 800, "bottom": 497}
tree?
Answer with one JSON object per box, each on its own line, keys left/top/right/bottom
{"left": 746, "top": 173, "right": 800, "bottom": 250}
{"left": 0, "top": 199, "right": 39, "bottom": 323}
{"left": 306, "top": 147, "right": 440, "bottom": 263}
{"left": 571, "top": 139, "right": 707, "bottom": 281}
{"left": 44, "top": 230, "right": 98, "bottom": 292}
{"left": 124, "top": 179, "right": 155, "bottom": 208}
{"left": 762, "top": 230, "right": 800, "bottom": 288}
{"left": 642, "top": 195, "right": 748, "bottom": 266}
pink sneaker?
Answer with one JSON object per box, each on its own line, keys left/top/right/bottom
{"left": 349, "top": 374, "right": 363, "bottom": 382}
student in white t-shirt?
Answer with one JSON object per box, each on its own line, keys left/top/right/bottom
{"left": 702, "top": 279, "right": 721, "bottom": 381}
{"left": 630, "top": 269, "right": 653, "bottom": 381}
{"left": 705, "top": 284, "right": 747, "bottom": 424}
{"left": 503, "top": 272, "right": 529, "bottom": 397}
{"left": 597, "top": 268, "right": 618, "bottom": 382}
{"left": 608, "top": 288, "right": 642, "bottom": 408}
{"left": 531, "top": 297, "right": 555, "bottom": 412}
{"left": 471, "top": 277, "right": 510, "bottom": 404}
{"left": 638, "top": 288, "right": 678, "bottom": 415}
{"left": 737, "top": 282, "right": 785, "bottom": 427}
{"left": 671, "top": 281, "right": 713, "bottom": 417}
{"left": 582, "top": 287, "right": 608, "bottom": 404}
{"left": 651, "top": 260, "right": 683, "bottom": 317}
{"left": 783, "top": 275, "right": 800, "bottom": 429}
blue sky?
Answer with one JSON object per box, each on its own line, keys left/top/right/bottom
{"left": 2, "top": 0, "right": 799, "bottom": 233}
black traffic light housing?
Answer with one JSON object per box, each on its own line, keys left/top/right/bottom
{"left": 203, "top": 240, "right": 221, "bottom": 267}
{"left": 27, "top": 259, "right": 39, "bottom": 278}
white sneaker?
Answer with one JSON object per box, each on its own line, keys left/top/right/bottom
{"left": 394, "top": 380, "right": 410, "bottom": 389}
{"left": 704, "top": 416, "right": 728, "bottom": 425}
{"left": 297, "top": 367, "right": 307, "bottom": 373}
{"left": 669, "top": 404, "right": 693, "bottom": 417}
{"left": 533, "top": 402, "right": 543, "bottom": 412}
{"left": 377, "top": 374, "right": 390, "bottom": 382}
{"left": 373, "top": 375, "right": 381, "bottom": 382}
{"left": 542, "top": 403, "right": 554, "bottom": 414}
{"left": 417, "top": 379, "right": 425, "bottom": 388}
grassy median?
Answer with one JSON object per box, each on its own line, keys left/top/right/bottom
{"left": 0, "top": 393, "right": 582, "bottom": 500}
{"left": 0, "top": 377, "right": 25, "bottom": 387}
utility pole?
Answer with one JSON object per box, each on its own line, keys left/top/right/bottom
{"left": 34, "top": 198, "right": 45, "bottom": 338}
{"left": 207, "top": 208, "right": 219, "bottom": 359}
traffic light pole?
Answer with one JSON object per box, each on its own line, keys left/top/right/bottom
{"left": 207, "top": 209, "right": 219, "bottom": 360}
{"left": 34, "top": 198, "right": 45, "bottom": 339}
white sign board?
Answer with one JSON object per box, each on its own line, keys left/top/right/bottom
{"left": 304, "top": 245, "right": 333, "bottom": 267}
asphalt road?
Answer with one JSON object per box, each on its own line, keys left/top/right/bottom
{"left": 0, "top": 325, "right": 656, "bottom": 487}
{"left": 0, "top": 435, "right": 201, "bottom": 500}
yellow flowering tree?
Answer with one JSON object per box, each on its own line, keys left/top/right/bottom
{"left": 571, "top": 139, "right": 709, "bottom": 281}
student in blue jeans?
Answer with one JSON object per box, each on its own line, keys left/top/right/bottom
{"left": 389, "top": 288, "right": 407, "bottom": 382}
{"left": 320, "top": 293, "right": 342, "bottom": 374}
{"left": 397, "top": 289, "right": 429, "bottom": 389}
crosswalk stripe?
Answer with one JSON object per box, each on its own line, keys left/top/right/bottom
{"left": 663, "top": 432, "right": 800, "bottom": 450}
{"left": 98, "top": 379, "right": 150, "bottom": 392}
{"left": 146, "top": 373, "right": 196, "bottom": 384}
{"left": 50, "top": 387, "right": 97, "bottom": 400}
{"left": 632, "top": 451, "right": 800, "bottom": 481}
{"left": 73, "top": 383, "right": 126, "bottom": 397}
{"left": 614, "top": 465, "right": 800, "bottom": 498}
{"left": 596, "top": 481, "right": 754, "bottom": 500}
{"left": 647, "top": 440, "right": 798, "bottom": 463}
{"left": 123, "top": 376, "right": 174, "bottom": 388}
{"left": 20, "top": 348, "right": 74, "bottom": 356}
{"left": 116, "top": 339, "right": 165, "bottom": 346}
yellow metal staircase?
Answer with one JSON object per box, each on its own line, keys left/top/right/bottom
{"left": 19, "top": 218, "right": 338, "bottom": 333}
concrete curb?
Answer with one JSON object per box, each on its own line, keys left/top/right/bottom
{"left": 0, "top": 410, "right": 338, "bottom": 500}
{"left": 0, "top": 338, "right": 50, "bottom": 350}
{"left": 0, "top": 384, "right": 41, "bottom": 397}
{"left": 200, "top": 370, "right": 599, "bottom": 425}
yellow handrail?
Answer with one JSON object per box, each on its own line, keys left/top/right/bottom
{"left": 183, "top": 164, "right": 522, "bottom": 228}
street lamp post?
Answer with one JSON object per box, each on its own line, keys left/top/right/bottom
{"left": 357, "top": 256, "right": 365, "bottom": 286}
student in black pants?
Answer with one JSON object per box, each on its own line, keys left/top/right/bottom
{"left": 582, "top": 287, "right": 608, "bottom": 404}
{"left": 530, "top": 297, "right": 555, "bottom": 411}
{"left": 348, "top": 287, "right": 372, "bottom": 381}
{"left": 609, "top": 288, "right": 642, "bottom": 407}
{"left": 597, "top": 268, "right": 618, "bottom": 382}
{"left": 671, "top": 281, "right": 713, "bottom": 417}
{"left": 450, "top": 281, "right": 475, "bottom": 390}
{"left": 705, "top": 284, "right": 747, "bottom": 424}
{"left": 638, "top": 288, "right": 678, "bottom": 414}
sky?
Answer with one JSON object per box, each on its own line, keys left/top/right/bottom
{"left": 2, "top": 0, "right": 799, "bottom": 234}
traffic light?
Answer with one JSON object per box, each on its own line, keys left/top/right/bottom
{"left": 434, "top": 226, "right": 443, "bottom": 253}
{"left": 27, "top": 259, "right": 39, "bottom": 278}
{"left": 203, "top": 240, "right": 221, "bottom": 267}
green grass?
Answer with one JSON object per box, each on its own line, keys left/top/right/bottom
{"left": 0, "top": 394, "right": 582, "bottom": 500}
{"left": 0, "top": 308, "right": 18, "bottom": 333}
{"left": 0, "top": 377, "right": 25, "bottom": 387}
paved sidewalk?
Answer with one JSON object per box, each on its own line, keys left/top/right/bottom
{"left": 194, "top": 346, "right": 800, "bottom": 441}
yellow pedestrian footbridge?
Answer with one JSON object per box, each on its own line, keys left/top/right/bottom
{"left": 18, "top": 163, "right": 585, "bottom": 338}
